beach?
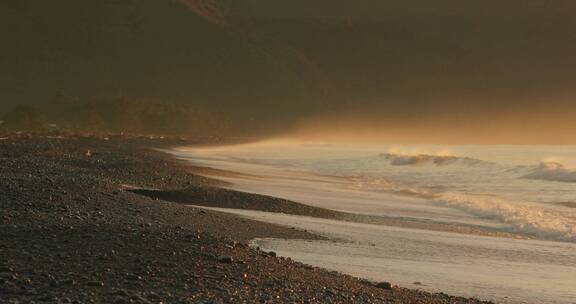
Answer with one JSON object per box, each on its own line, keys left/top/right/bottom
{"left": 169, "top": 141, "right": 576, "bottom": 304}
{"left": 0, "top": 134, "right": 492, "bottom": 303}
{"left": 3, "top": 1, "right": 575, "bottom": 303}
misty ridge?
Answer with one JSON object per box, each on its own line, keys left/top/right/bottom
{"left": 2, "top": 0, "right": 576, "bottom": 142}
{"left": 0, "top": 98, "right": 229, "bottom": 137}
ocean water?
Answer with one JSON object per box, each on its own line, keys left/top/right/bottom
{"left": 171, "top": 141, "right": 576, "bottom": 303}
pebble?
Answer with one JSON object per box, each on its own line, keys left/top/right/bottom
{"left": 125, "top": 274, "right": 142, "bottom": 281}
{"left": 0, "top": 266, "right": 14, "bottom": 273}
{"left": 59, "top": 279, "right": 77, "bottom": 286}
{"left": 217, "top": 255, "right": 233, "bottom": 263}
{"left": 0, "top": 135, "right": 492, "bottom": 304}
{"left": 86, "top": 281, "right": 105, "bottom": 287}
{"left": 111, "top": 289, "right": 129, "bottom": 297}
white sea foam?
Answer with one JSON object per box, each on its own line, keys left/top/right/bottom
{"left": 380, "top": 153, "right": 489, "bottom": 167}
{"left": 523, "top": 161, "right": 576, "bottom": 183}
{"left": 173, "top": 142, "right": 576, "bottom": 303}
{"left": 349, "top": 177, "right": 576, "bottom": 241}
{"left": 173, "top": 142, "right": 576, "bottom": 242}
{"left": 436, "top": 193, "right": 576, "bottom": 241}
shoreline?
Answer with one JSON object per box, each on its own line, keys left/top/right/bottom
{"left": 0, "top": 134, "right": 493, "bottom": 303}
{"left": 165, "top": 150, "right": 530, "bottom": 242}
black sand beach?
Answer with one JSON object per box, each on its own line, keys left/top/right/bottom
{"left": 0, "top": 134, "right": 493, "bottom": 303}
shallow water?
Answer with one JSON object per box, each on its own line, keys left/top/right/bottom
{"left": 171, "top": 141, "right": 576, "bottom": 303}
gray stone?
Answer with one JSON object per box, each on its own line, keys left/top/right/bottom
{"left": 217, "top": 255, "right": 233, "bottom": 263}
{"left": 86, "top": 281, "right": 104, "bottom": 287}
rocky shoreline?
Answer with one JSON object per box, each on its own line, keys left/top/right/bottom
{"left": 0, "top": 134, "right": 493, "bottom": 303}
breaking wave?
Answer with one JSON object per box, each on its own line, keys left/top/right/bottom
{"left": 379, "top": 153, "right": 489, "bottom": 167}
{"left": 437, "top": 193, "right": 576, "bottom": 242}
{"left": 354, "top": 178, "right": 576, "bottom": 242}
{"left": 523, "top": 161, "right": 576, "bottom": 183}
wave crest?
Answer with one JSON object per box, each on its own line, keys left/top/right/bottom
{"left": 437, "top": 193, "right": 576, "bottom": 242}
{"left": 523, "top": 161, "right": 576, "bottom": 183}
{"left": 379, "top": 153, "right": 486, "bottom": 167}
